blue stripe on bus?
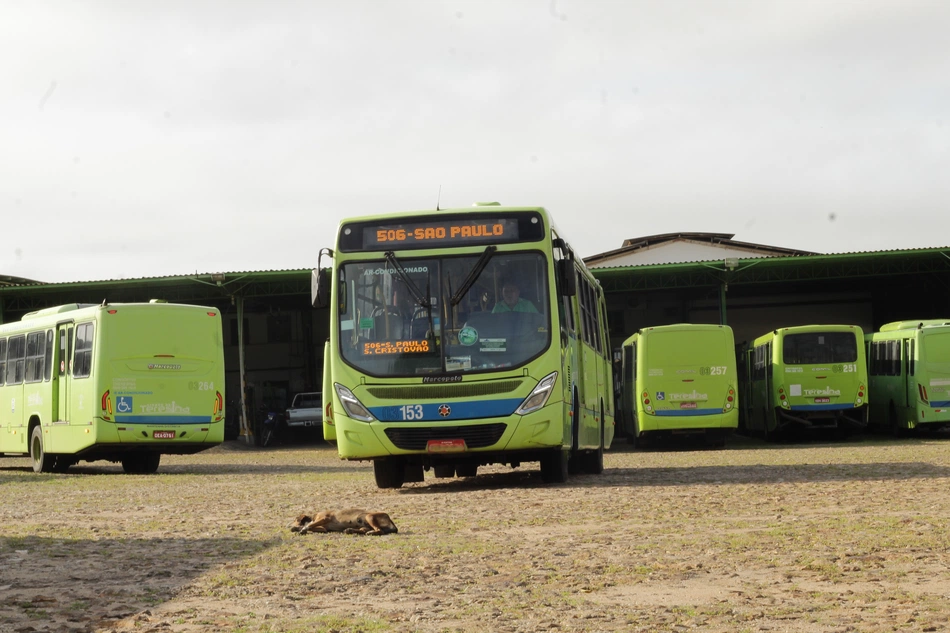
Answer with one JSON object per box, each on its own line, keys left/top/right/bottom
{"left": 114, "top": 416, "right": 213, "bottom": 424}
{"left": 655, "top": 408, "right": 722, "bottom": 417}
{"left": 789, "top": 404, "right": 855, "bottom": 411}
{"left": 930, "top": 400, "right": 950, "bottom": 407}
{"left": 369, "top": 398, "right": 524, "bottom": 422}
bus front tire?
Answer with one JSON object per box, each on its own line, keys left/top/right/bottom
{"left": 122, "top": 453, "right": 161, "bottom": 474}
{"left": 51, "top": 457, "right": 73, "bottom": 473}
{"left": 540, "top": 449, "right": 569, "bottom": 484}
{"left": 30, "top": 426, "right": 55, "bottom": 474}
{"left": 373, "top": 459, "right": 405, "bottom": 489}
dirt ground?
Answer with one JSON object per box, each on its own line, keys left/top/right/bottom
{"left": 3, "top": 431, "right": 950, "bottom": 633}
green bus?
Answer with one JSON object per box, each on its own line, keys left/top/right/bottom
{"left": 742, "top": 324, "right": 868, "bottom": 439}
{"left": 618, "top": 324, "right": 738, "bottom": 448}
{"left": 0, "top": 301, "right": 226, "bottom": 473}
{"left": 865, "top": 319, "right": 950, "bottom": 435}
{"left": 312, "top": 203, "right": 614, "bottom": 488}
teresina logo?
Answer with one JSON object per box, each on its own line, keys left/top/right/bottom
{"left": 669, "top": 390, "right": 708, "bottom": 401}
{"left": 804, "top": 387, "right": 841, "bottom": 396}
{"left": 148, "top": 363, "right": 181, "bottom": 370}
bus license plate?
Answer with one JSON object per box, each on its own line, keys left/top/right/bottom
{"left": 153, "top": 430, "right": 175, "bottom": 439}
{"left": 814, "top": 398, "right": 830, "bottom": 404}
{"left": 427, "top": 439, "right": 466, "bottom": 453}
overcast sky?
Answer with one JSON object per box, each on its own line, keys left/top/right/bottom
{"left": 3, "top": 1, "right": 949, "bottom": 283}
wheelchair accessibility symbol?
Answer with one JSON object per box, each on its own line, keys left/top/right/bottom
{"left": 116, "top": 396, "right": 133, "bottom": 413}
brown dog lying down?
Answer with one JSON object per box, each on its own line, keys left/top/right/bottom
{"left": 290, "top": 508, "right": 398, "bottom": 536}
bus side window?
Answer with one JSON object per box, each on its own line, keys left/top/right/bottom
{"left": 44, "top": 330, "right": 54, "bottom": 381}
{"left": 59, "top": 328, "right": 74, "bottom": 375}
{"left": 6, "top": 335, "right": 25, "bottom": 384}
{"left": 909, "top": 339, "right": 915, "bottom": 377}
{"left": 74, "top": 323, "right": 95, "bottom": 378}
{"left": 0, "top": 337, "right": 6, "bottom": 386}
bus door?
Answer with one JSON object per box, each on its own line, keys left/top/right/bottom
{"left": 559, "top": 292, "right": 579, "bottom": 430}
{"left": 905, "top": 338, "right": 915, "bottom": 411}
{"left": 56, "top": 324, "right": 74, "bottom": 424}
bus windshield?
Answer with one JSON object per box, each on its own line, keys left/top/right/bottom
{"left": 338, "top": 251, "right": 551, "bottom": 377}
{"left": 783, "top": 331, "right": 858, "bottom": 364}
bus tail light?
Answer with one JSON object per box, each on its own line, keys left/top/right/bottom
{"left": 101, "top": 390, "right": 113, "bottom": 420}
{"left": 516, "top": 371, "right": 558, "bottom": 415}
{"left": 724, "top": 387, "right": 735, "bottom": 411}
{"left": 334, "top": 383, "right": 375, "bottom": 422}
{"left": 213, "top": 391, "right": 224, "bottom": 417}
{"left": 919, "top": 383, "right": 929, "bottom": 403}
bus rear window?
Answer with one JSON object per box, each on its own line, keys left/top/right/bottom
{"left": 783, "top": 332, "right": 857, "bottom": 365}
{"left": 647, "top": 331, "right": 729, "bottom": 366}
{"left": 922, "top": 331, "right": 950, "bottom": 362}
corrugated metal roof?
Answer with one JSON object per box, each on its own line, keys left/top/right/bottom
{"left": 587, "top": 245, "right": 950, "bottom": 271}
{"left": 0, "top": 268, "right": 313, "bottom": 288}
{"left": 584, "top": 232, "right": 816, "bottom": 267}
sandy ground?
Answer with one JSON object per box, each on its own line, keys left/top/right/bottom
{"left": 3, "top": 431, "right": 950, "bottom": 632}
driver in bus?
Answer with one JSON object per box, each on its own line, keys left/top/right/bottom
{"left": 492, "top": 279, "right": 538, "bottom": 314}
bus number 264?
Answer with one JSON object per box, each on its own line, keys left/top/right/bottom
{"left": 188, "top": 381, "right": 215, "bottom": 391}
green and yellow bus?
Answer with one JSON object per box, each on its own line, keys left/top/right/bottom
{"left": 0, "top": 301, "right": 226, "bottom": 473}
{"left": 866, "top": 319, "right": 950, "bottom": 435}
{"left": 742, "top": 325, "right": 868, "bottom": 439}
{"left": 312, "top": 203, "right": 614, "bottom": 488}
{"left": 618, "top": 324, "right": 738, "bottom": 448}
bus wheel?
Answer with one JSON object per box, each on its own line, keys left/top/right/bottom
{"left": 373, "top": 459, "right": 405, "bottom": 489}
{"left": 568, "top": 391, "right": 582, "bottom": 474}
{"left": 51, "top": 457, "right": 73, "bottom": 473}
{"left": 141, "top": 453, "right": 161, "bottom": 474}
{"left": 540, "top": 449, "right": 569, "bottom": 484}
{"left": 889, "top": 404, "right": 904, "bottom": 438}
{"left": 586, "top": 408, "right": 605, "bottom": 475}
{"left": 30, "top": 426, "right": 55, "bottom": 474}
{"left": 629, "top": 419, "right": 643, "bottom": 449}
{"left": 455, "top": 463, "right": 478, "bottom": 477}
{"left": 122, "top": 453, "right": 161, "bottom": 474}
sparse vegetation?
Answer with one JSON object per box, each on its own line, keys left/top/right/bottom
{"left": 3, "top": 434, "right": 950, "bottom": 631}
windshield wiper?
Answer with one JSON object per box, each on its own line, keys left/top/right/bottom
{"left": 451, "top": 245, "right": 497, "bottom": 307}
{"left": 384, "top": 251, "right": 430, "bottom": 309}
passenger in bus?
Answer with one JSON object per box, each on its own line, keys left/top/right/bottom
{"left": 492, "top": 279, "right": 538, "bottom": 314}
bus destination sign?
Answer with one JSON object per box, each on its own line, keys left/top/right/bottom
{"left": 362, "top": 340, "right": 431, "bottom": 355}
{"left": 363, "top": 219, "right": 519, "bottom": 250}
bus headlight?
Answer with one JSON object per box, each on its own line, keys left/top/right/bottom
{"left": 516, "top": 372, "right": 558, "bottom": 415}
{"left": 334, "top": 383, "right": 376, "bottom": 422}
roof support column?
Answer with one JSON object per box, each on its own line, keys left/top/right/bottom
{"left": 236, "top": 294, "right": 253, "bottom": 444}
{"left": 719, "top": 282, "right": 728, "bottom": 326}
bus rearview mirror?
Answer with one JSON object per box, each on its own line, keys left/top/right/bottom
{"left": 311, "top": 268, "right": 330, "bottom": 308}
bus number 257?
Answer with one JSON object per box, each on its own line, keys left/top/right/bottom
{"left": 700, "top": 366, "right": 728, "bottom": 376}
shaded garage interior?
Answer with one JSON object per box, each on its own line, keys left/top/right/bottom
{"left": 2, "top": 247, "right": 948, "bottom": 442}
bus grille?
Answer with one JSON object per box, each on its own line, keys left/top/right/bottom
{"left": 384, "top": 423, "right": 508, "bottom": 451}
{"left": 367, "top": 381, "right": 523, "bottom": 400}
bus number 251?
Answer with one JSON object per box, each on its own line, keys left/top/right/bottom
{"left": 833, "top": 364, "right": 858, "bottom": 373}
{"left": 700, "top": 366, "right": 728, "bottom": 376}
